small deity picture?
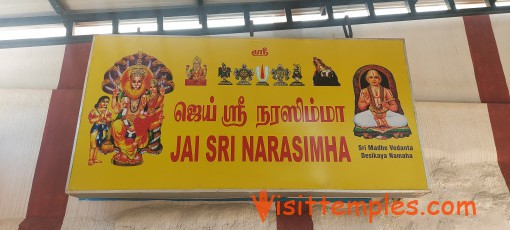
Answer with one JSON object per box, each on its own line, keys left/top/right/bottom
{"left": 100, "top": 51, "right": 175, "bottom": 166}
{"left": 255, "top": 64, "right": 269, "bottom": 86}
{"left": 185, "top": 56, "right": 207, "bottom": 86}
{"left": 234, "top": 64, "right": 253, "bottom": 85}
{"left": 218, "top": 62, "right": 232, "bottom": 85}
{"left": 312, "top": 57, "right": 340, "bottom": 86}
{"left": 290, "top": 64, "right": 304, "bottom": 86}
{"left": 352, "top": 65, "right": 411, "bottom": 139}
{"left": 271, "top": 64, "right": 290, "bottom": 86}
{"left": 87, "top": 96, "right": 113, "bottom": 166}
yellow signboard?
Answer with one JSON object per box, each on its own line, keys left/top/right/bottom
{"left": 66, "top": 35, "right": 428, "bottom": 198}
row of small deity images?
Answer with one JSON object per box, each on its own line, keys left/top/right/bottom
{"left": 185, "top": 56, "right": 341, "bottom": 86}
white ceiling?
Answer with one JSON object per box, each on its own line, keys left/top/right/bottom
{"left": 0, "top": 0, "right": 56, "bottom": 18}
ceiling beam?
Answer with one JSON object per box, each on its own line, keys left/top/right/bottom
{"left": 68, "top": 5, "right": 510, "bottom": 36}
{"left": 444, "top": 0, "right": 457, "bottom": 11}
{"left": 484, "top": 0, "right": 496, "bottom": 7}
{"left": 243, "top": 7, "right": 251, "bottom": 28}
{"left": 157, "top": 13, "right": 164, "bottom": 34}
{"left": 48, "top": 0, "right": 65, "bottom": 16}
{"left": 67, "top": 0, "right": 354, "bottom": 22}
{"left": 325, "top": 0, "right": 334, "bottom": 21}
{"left": 405, "top": 0, "right": 417, "bottom": 14}
{"left": 0, "top": 35, "right": 92, "bottom": 49}
{"left": 365, "top": 0, "right": 376, "bottom": 17}
{"left": 112, "top": 16, "right": 119, "bottom": 34}
{"left": 2, "top": 3, "right": 510, "bottom": 49}
{"left": 285, "top": 7, "right": 293, "bottom": 23}
{"left": 0, "top": 16, "right": 63, "bottom": 27}
{"left": 198, "top": 0, "right": 207, "bottom": 29}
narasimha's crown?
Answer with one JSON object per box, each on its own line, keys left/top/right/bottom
{"left": 130, "top": 57, "right": 147, "bottom": 79}
{"left": 130, "top": 65, "right": 147, "bottom": 78}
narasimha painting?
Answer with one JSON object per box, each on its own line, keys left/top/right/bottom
{"left": 353, "top": 65, "right": 411, "bottom": 139}
{"left": 98, "top": 51, "right": 175, "bottom": 166}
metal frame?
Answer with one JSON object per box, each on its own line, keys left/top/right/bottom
{"left": 48, "top": 0, "right": 65, "bottom": 16}
{"left": 0, "top": 0, "right": 509, "bottom": 48}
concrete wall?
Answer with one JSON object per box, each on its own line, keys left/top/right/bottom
{"left": 0, "top": 45, "right": 63, "bottom": 229}
{"left": 0, "top": 89, "right": 52, "bottom": 229}
{"left": 1, "top": 13, "right": 509, "bottom": 229}
{"left": 492, "top": 13, "right": 510, "bottom": 91}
